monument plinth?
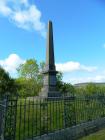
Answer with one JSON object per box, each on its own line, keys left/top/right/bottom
{"left": 40, "top": 21, "right": 61, "bottom": 97}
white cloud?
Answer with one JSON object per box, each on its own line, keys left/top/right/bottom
{"left": 0, "top": 54, "right": 101, "bottom": 84}
{"left": 0, "top": 54, "right": 25, "bottom": 75}
{"left": 64, "top": 74, "right": 105, "bottom": 84}
{"left": 56, "top": 61, "right": 97, "bottom": 73}
{"left": 0, "top": 1, "right": 12, "bottom": 16}
{"left": 0, "top": 0, "right": 46, "bottom": 37}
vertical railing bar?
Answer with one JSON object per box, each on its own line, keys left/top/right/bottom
{"left": 103, "top": 97, "right": 104, "bottom": 116}
{"left": 10, "top": 100, "right": 12, "bottom": 140}
{"left": 82, "top": 97, "right": 83, "bottom": 122}
{"left": 62, "top": 97, "right": 64, "bottom": 129}
{"left": 64, "top": 97, "right": 66, "bottom": 129}
{"left": 56, "top": 99, "right": 59, "bottom": 130}
{"left": 83, "top": 99, "right": 86, "bottom": 121}
{"left": 68, "top": 97, "right": 70, "bottom": 127}
{"left": 23, "top": 98, "right": 26, "bottom": 140}
{"left": 75, "top": 98, "right": 77, "bottom": 124}
{"left": 58, "top": 99, "right": 60, "bottom": 130}
{"left": 81, "top": 98, "right": 83, "bottom": 122}
{"left": 96, "top": 97, "right": 98, "bottom": 118}
{"left": 80, "top": 98, "right": 82, "bottom": 122}
{"left": 75, "top": 97, "right": 77, "bottom": 125}
{"left": 28, "top": 99, "right": 30, "bottom": 137}
{"left": 92, "top": 97, "right": 94, "bottom": 119}
{"left": 78, "top": 98, "right": 79, "bottom": 123}
{"left": 1, "top": 99, "right": 6, "bottom": 140}
{"left": 56, "top": 98, "right": 58, "bottom": 130}
{"left": 34, "top": 99, "right": 36, "bottom": 136}
{"left": 55, "top": 99, "right": 57, "bottom": 130}
{"left": 94, "top": 97, "right": 95, "bottom": 119}
{"left": 49, "top": 99, "right": 52, "bottom": 132}
{"left": 47, "top": 99, "right": 49, "bottom": 134}
{"left": 36, "top": 99, "right": 38, "bottom": 136}
{"left": 52, "top": 98, "right": 54, "bottom": 131}
{"left": 19, "top": 100, "right": 22, "bottom": 140}
{"left": 29, "top": 99, "right": 31, "bottom": 137}
{"left": 79, "top": 98, "right": 80, "bottom": 123}
{"left": 14, "top": 98, "right": 18, "bottom": 140}
{"left": 4, "top": 99, "right": 7, "bottom": 139}
{"left": 91, "top": 98, "right": 93, "bottom": 120}
{"left": 32, "top": 97, "right": 34, "bottom": 140}
{"left": 74, "top": 96, "right": 76, "bottom": 126}
{"left": 42, "top": 98, "right": 44, "bottom": 134}
{"left": 58, "top": 98, "right": 61, "bottom": 130}
{"left": 39, "top": 98, "right": 42, "bottom": 136}
{"left": 59, "top": 99, "right": 61, "bottom": 130}
{"left": 75, "top": 98, "right": 78, "bottom": 124}
{"left": 58, "top": 99, "right": 60, "bottom": 129}
{"left": 90, "top": 97, "right": 91, "bottom": 119}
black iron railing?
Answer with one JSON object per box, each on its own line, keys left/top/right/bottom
{"left": 1, "top": 95, "right": 105, "bottom": 140}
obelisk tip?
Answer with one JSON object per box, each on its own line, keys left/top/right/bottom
{"left": 48, "top": 20, "right": 52, "bottom": 25}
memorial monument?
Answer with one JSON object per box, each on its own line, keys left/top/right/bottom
{"left": 40, "top": 21, "right": 61, "bottom": 97}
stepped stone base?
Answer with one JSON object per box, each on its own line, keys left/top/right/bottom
{"left": 39, "top": 89, "right": 61, "bottom": 97}
{"left": 39, "top": 85, "right": 61, "bottom": 97}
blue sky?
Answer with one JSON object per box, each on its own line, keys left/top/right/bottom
{"left": 0, "top": 0, "right": 105, "bottom": 84}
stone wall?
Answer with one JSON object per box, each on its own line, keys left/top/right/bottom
{"left": 28, "top": 117, "right": 105, "bottom": 140}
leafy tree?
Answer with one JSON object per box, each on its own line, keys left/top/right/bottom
{"left": 75, "top": 87, "right": 86, "bottom": 95}
{"left": 74, "top": 83, "right": 105, "bottom": 97}
{"left": 56, "top": 72, "right": 63, "bottom": 88}
{"left": 16, "top": 78, "right": 41, "bottom": 97}
{"left": 0, "top": 66, "right": 16, "bottom": 98}
{"left": 56, "top": 72, "right": 75, "bottom": 96}
{"left": 61, "top": 83, "right": 75, "bottom": 96}
{"left": 17, "top": 59, "right": 45, "bottom": 97}
{"left": 85, "top": 83, "right": 97, "bottom": 95}
{"left": 17, "top": 59, "right": 39, "bottom": 79}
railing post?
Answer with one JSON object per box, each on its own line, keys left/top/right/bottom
{"left": 0, "top": 99, "right": 7, "bottom": 140}
{"left": 4, "top": 96, "right": 18, "bottom": 140}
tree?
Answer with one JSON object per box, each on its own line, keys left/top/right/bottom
{"left": 0, "top": 66, "right": 16, "bottom": 98}
{"left": 17, "top": 59, "right": 45, "bottom": 97}
{"left": 17, "top": 58, "right": 75, "bottom": 97}
{"left": 85, "top": 83, "right": 97, "bottom": 95}
{"left": 17, "top": 59, "right": 39, "bottom": 79}
{"left": 56, "top": 72, "right": 63, "bottom": 89}
{"left": 16, "top": 78, "right": 41, "bottom": 97}
{"left": 61, "top": 83, "right": 75, "bottom": 96}
{"left": 56, "top": 72, "right": 75, "bottom": 96}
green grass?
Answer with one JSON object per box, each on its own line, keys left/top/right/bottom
{"left": 80, "top": 128, "right": 105, "bottom": 140}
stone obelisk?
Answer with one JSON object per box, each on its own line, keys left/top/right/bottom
{"left": 40, "top": 21, "right": 61, "bottom": 97}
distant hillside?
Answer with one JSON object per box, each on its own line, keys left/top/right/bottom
{"left": 74, "top": 82, "right": 105, "bottom": 88}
